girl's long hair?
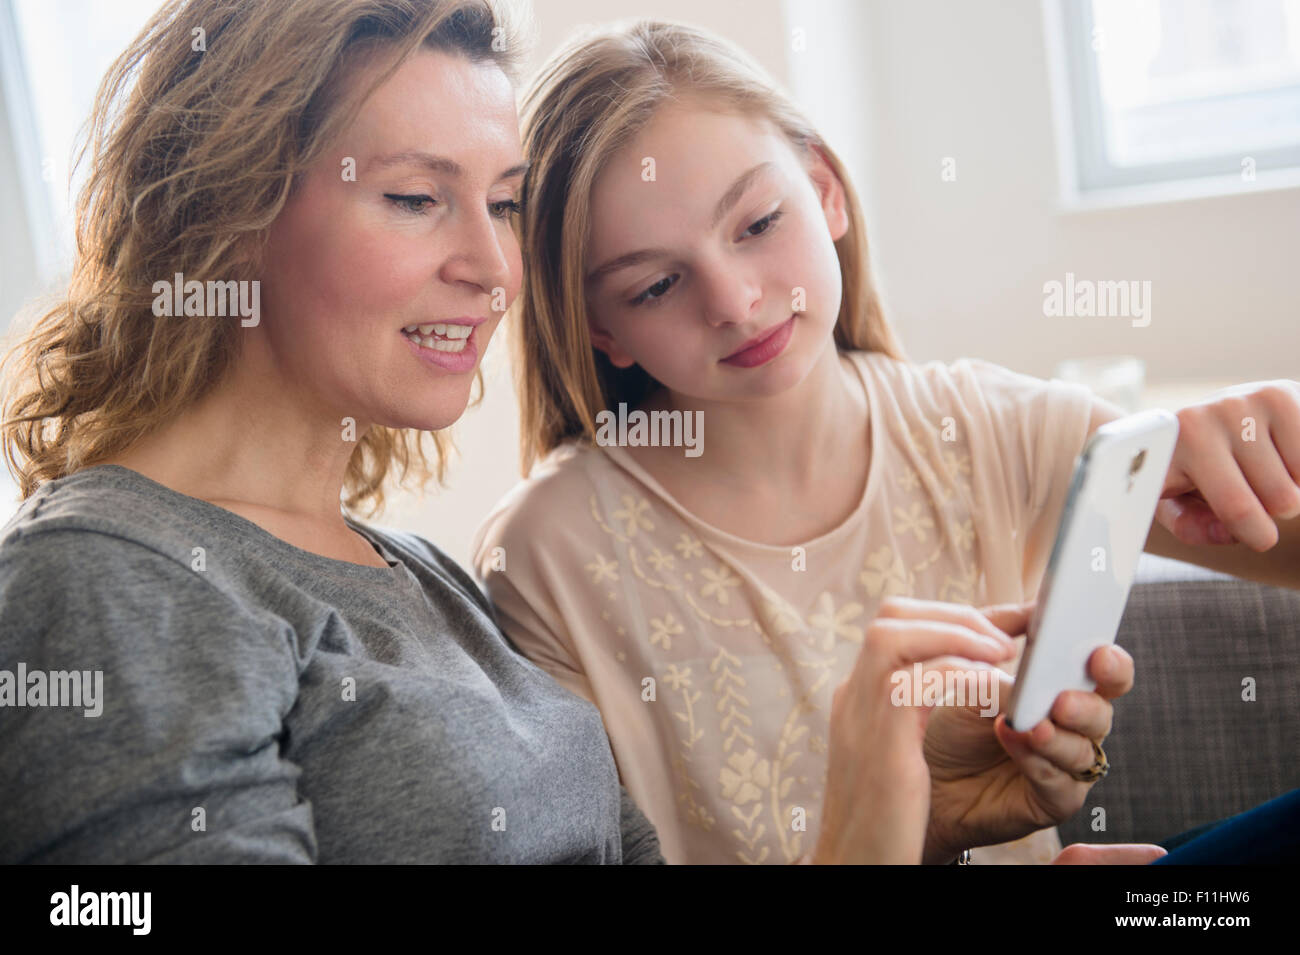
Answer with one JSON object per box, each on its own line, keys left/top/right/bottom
{"left": 512, "top": 18, "right": 908, "bottom": 476}
{"left": 1, "top": 0, "right": 524, "bottom": 516}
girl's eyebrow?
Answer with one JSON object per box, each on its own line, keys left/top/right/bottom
{"left": 710, "top": 161, "right": 774, "bottom": 229}
{"left": 586, "top": 247, "right": 672, "bottom": 287}
{"left": 586, "top": 161, "right": 775, "bottom": 287}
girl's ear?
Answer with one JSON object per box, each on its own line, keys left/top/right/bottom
{"left": 806, "top": 143, "right": 849, "bottom": 242}
{"left": 588, "top": 317, "right": 638, "bottom": 368}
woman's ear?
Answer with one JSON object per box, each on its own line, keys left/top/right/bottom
{"left": 806, "top": 143, "right": 849, "bottom": 242}
{"left": 588, "top": 317, "right": 637, "bottom": 369}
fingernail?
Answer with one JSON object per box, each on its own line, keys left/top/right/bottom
{"left": 1099, "top": 647, "right": 1117, "bottom": 677}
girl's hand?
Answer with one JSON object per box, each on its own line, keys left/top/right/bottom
{"left": 921, "top": 604, "right": 1135, "bottom": 864}
{"left": 811, "top": 597, "right": 1018, "bottom": 864}
{"left": 1157, "top": 380, "right": 1300, "bottom": 551}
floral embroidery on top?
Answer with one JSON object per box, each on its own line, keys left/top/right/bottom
{"left": 649, "top": 613, "right": 684, "bottom": 650}
{"left": 675, "top": 533, "right": 704, "bottom": 560}
{"left": 585, "top": 554, "right": 619, "bottom": 584}
{"left": 808, "top": 592, "right": 865, "bottom": 650}
{"left": 700, "top": 564, "right": 742, "bottom": 606}
{"left": 892, "top": 501, "right": 936, "bottom": 543}
{"left": 861, "top": 545, "right": 912, "bottom": 598}
{"left": 647, "top": 546, "right": 675, "bottom": 571}
{"left": 897, "top": 465, "right": 921, "bottom": 492}
{"left": 573, "top": 392, "right": 989, "bottom": 864}
{"left": 612, "top": 494, "right": 655, "bottom": 537}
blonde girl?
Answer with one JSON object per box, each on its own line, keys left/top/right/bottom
{"left": 474, "top": 19, "right": 1300, "bottom": 864}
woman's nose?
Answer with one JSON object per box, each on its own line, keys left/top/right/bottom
{"left": 441, "top": 209, "right": 516, "bottom": 297}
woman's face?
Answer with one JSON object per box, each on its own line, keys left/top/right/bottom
{"left": 583, "top": 101, "right": 849, "bottom": 404}
{"left": 259, "top": 48, "right": 524, "bottom": 433}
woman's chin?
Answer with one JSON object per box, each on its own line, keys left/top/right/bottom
{"left": 383, "top": 404, "right": 468, "bottom": 434}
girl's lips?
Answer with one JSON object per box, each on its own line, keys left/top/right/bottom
{"left": 402, "top": 327, "right": 478, "bottom": 373}
{"left": 720, "top": 315, "right": 796, "bottom": 368}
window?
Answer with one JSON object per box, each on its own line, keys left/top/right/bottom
{"left": 1048, "top": 0, "right": 1300, "bottom": 199}
{"left": 0, "top": 0, "right": 163, "bottom": 285}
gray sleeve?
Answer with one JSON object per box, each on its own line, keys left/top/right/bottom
{"left": 0, "top": 529, "right": 315, "bottom": 863}
{"left": 619, "top": 784, "right": 666, "bottom": 865}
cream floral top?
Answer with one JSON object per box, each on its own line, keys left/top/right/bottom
{"left": 472, "top": 350, "right": 1098, "bottom": 864}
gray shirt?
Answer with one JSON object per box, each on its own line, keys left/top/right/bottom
{"left": 0, "top": 464, "right": 664, "bottom": 864}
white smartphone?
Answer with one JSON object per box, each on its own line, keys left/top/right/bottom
{"left": 1005, "top": 409, "right": 1179, "bottom": 732}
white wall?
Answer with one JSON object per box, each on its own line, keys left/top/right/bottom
{"left": 786, "top": 0, "right": 1300, "bottom": 383}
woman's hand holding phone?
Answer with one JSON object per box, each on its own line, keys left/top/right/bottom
{"left": 921, "top": 601, "right": 1136, "bottom": 864}
{"left": 1051, "top": 843, "right": 1167, "bottom": 864}
{"left": 809, "top": 596, "right": 1019, "bottom": 864}
{"left": 1156, "top": 381, "right": 1300, "bottom": 550}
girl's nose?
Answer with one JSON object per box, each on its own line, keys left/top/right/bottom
{"left": 699, "top": 265, "right": 762, "bottom": 327}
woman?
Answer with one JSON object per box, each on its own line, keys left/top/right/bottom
{"left": 0, "top": 0, "right": 668, "bottom": 864}
{"left": 0, "top": 0, "right": 1139, "bottom": 865}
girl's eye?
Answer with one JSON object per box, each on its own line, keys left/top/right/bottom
{"left": 743, "top": 208, "right": 783, "bottom": 238}
{"left": 630, "top": 274, "right": 678, "bottom": 307}
{"left": 385, "top": 193, "right": 436, "bottom": 215}
{"left": 490, "top": 199, "right": 523, "bottom": 220}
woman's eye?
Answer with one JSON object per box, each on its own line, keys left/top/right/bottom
{"left": 490, "top": 199, "right": 523, "bottom": 220}
{"left": 385, "top": 193, "right": 436, "bottom": 215}
{"left": 743, "top": 208, "right": 783, "bottom": 238}
{"left": 630, "top": 274, "right": 677, "bottom": 307}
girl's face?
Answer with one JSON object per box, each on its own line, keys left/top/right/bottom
{"left": 259, "top": 48, "right": 524, "bottom": 433}
{"left": 584, "top": 101, "right": 849, "bottom": 403}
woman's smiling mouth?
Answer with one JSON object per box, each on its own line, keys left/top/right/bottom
{"left": 402, "top": 322, "right": 474, "bottom": 352}
{"left": 401, "top": 319, "right": 485, "bottom": 372}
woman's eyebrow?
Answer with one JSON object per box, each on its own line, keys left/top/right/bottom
{"left": 586, "top": 161, "right": 776, "bottom": 287}
{"left": 366, "top": 150, "right": 528, "bottom": 181}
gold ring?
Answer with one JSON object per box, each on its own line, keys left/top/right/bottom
{"left": 1072, "top": 738, "right": 1109, "bottom": 783}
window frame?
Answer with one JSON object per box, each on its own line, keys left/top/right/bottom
{"left": 1043, "top": 0, "right": 1300, "bottom": 208}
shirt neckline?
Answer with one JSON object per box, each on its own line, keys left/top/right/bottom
{"left": 77, "top": 464, "right": 406, "bottom": 582}
{"left": 594, "top": 349, "right": 880, "bottom": 555}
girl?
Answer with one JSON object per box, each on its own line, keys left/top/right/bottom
{"left": 473, "top": 19, "right": 1300, "bottom": 864}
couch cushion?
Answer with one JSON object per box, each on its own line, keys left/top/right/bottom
{"left": 1057, "top": 552, "right": 1300, "bottom": 847}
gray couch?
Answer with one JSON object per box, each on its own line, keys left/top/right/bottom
{"left": 1056, "top": 551, "right": 1300, "bottom": 848}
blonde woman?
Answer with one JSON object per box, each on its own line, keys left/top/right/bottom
{"left": 0, "top": 0, "right": 670, "bottom": 864}
{"left": 472, "top": 20, "right": 1300, "bottom": 865}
